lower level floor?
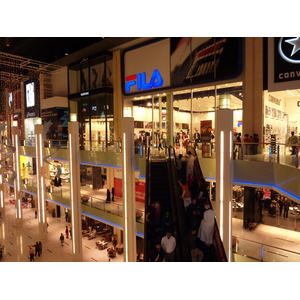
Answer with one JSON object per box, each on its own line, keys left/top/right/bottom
{"left": 1, "top": 192, "right": 300, "bottom": 262}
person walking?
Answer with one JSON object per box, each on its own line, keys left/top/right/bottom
{"left": 106, "top": 189, "right": 111, "bottom": 203}
{"left": 65, "top": 226, "right": 69, "bottom": 238}
{"left": 29, "top": 247, "right": 35, "bottom": 261}
{"left": 38, "top": 241, "right": 42, "bottom": 255}
{"left": 186, "top": 228, "right": 203, "bottom": 262}
{"left": 33, "top": 241, "right": 40, "bottom": 257}
{"left": 186, "top": 151, "right": 195, "bottom": 177}
{"left": 283, "top": 198, "right": 290, "bottom": 220}
{"left": 288, "top": 131, "right": 298, "bottom": 155}
{"left": 111, "top": 187, "right": 115, "bottom": 202}
{"left": 69, "top": 227, "right": 72, "bottom": 240}
{"left": 60, "top": 233, "right": 65, "bottom": 246}
{"left": 178, "top": 180, "right": 191, "bottom": 209}
{"left": 161, "top": 231, "right": 176, "bottom": 262}
{"left": 0, "top": 244, "right": 4, "bottom": 259}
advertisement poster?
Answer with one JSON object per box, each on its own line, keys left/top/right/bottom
{"left": 200, "top": 120, "right": 212, "bottom": 142}
{"left": 113, "top": 178, "right": 145, "bottom": 203}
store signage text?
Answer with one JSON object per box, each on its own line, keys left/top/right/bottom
{"left": 125, "top": 69, "right": 163, "bottom": 93}
{"left": 80, "top": 91, "right": 89, "bottom": 97}
{"left": 268, "top": 95, "right": 281, "bottom": 106}
{"left": 297, "top": 101, "right": 300, "bottom": 107}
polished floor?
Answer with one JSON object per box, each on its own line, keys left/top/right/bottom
{"left": 1, "top": 192, "right": 300, "bottom": 262}
{"left": 0, "top": 196, "right": 124, "bottom": 262}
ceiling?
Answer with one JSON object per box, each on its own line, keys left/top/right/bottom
{"left": 0, "top": 37, "right": 140, "bottom": 65}
{"left": 0, "top": 37, "right": 139, "bottom": 87}
{"left": 0, "top": 37, "right": 108, "bottom": 64}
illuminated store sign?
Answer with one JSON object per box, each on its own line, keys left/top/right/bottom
{"left": 125, "top": 69, "right": 164, "bottom": 93}
{"left": 274, "top": 37, "right": 300, "bottom": 84}
{"left": 122, "top": 38, "right": 242, "bottom": 95}
{"left": 278, "top": 37, "right": 300, "bottom": 64}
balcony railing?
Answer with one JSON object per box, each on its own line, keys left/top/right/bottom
{"left": 15, "top": 178, "right": 145, "bottom": 224}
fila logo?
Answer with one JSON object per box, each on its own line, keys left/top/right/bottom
{"left": 125, "top": 69, "right": 164, "bottom": 93}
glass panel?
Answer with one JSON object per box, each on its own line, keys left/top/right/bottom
{"left": 173, "top": 89, "right": 192, "bottom": 151}
{"left": 69, "top": 100, "right": 78, "bottom": 122}
{"left": 68, "top": 68, "right": 81, "bottom": 94}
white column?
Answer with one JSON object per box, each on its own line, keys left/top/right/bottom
{"left": 12, "top": 126, "right": 22, "bottom": 220}
{"left": 35, "top": 124, "right": 47, "bottom": 239}
{"left": 215, "top": 109, "right": 233, "bottom": 261}
{"left": 121, "top": 117, "right": 136, "bottom": 262}
{"left": 68, "top": 121, "right": 83, "bottom": 262}
{"left": 0, "top": 140, "right": 5, "bottom": 213}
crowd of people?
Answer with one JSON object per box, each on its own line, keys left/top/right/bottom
{"left": 147, "top": 150, "right": 217, "bottom": 262}
{"left": 233, "top": 132, "right": 259, "bottom": 158}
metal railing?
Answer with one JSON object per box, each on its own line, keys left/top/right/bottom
{"left": 16, "top": 178, "right": 145, "bottom": 224}
{"left": 233, "top": 236, "right": 300, "bottom": 262}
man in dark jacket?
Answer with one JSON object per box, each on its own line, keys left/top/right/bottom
{"left": 149, "top": 242, "right": 165, "bottom": 262}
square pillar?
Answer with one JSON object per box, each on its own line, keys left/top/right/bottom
{"left": 121, "top": 117, "right": 136, "bottom": 262}
{"left": 69, "top": 122, "right": 83, "bottom": 262}
{"left": 215, "top": 109, "right": 233, "bottom": 261}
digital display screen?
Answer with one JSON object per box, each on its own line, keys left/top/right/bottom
{"left": 26, "top": 82, "right": 35, "bottom": 107}
{"left": 8, "top": 92, "right": 12, "bottom": 108}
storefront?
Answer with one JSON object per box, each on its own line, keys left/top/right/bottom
{"left": 121, "top": 37, "right": 244, "bottom": 151}
{"left": 266, "top": 37, "right": 300, "bottom": 155}
{"left": 68, "top": 52, "right": 114, "bottom": 150}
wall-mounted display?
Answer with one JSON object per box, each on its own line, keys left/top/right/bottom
{"left": 25, "top": 82, "right": 35, "bottom": 108}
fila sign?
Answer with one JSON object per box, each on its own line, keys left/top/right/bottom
{"left": 125, "top": 69, "right": 164, "bottom": 93}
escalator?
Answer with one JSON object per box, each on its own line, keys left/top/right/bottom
{"left": 144, "top": 147, "right": 190, "bottom": 262}
{"left": 186, "top": 145, "right": 227, "bottom": 262}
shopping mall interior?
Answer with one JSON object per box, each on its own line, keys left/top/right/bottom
{"left": 0, "top": 36, "right": 300, "bottom": 282}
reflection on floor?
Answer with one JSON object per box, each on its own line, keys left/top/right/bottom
{"left": 2, "top": 193, "right": 300, "bottom": 262}
{"left": 0, "top": 196, "right": 124, "bottom": 262}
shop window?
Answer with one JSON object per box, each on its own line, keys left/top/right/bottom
{"left": 123, "top": 107, "right": 132, "bottom": 117}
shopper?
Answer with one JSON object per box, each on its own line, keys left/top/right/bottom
{"left": 186, "top": 228, "right": 203, "bottom": 262}
{"left": 38, "top": 241, "right": 42, "bottom": 255}
{"left": 111, "top": 187, "right": 115, "bottom": 202}
{"left": 243, "top": 134, "right": 251, "bottom": 155}
{"left": 288, "top": 131, "right": 298, "bottom": 155}
{"left": 69, "top": 227, "right": 72, "bottom": 240}
{"left": 161, "top": 231, "right": 176, "bottom": 262}
{"left": 106, "top": 189, "right": 111, "bottom": 203}
{"left": 33, "top": 241, "right": 40, "bottom": 256}
{"left": 29, "top": 247, "right": 34, "bottom": 261}
{"left": 197, "top": 204, "right": 216, "bottom": 246}
{"left": 153, "top": 201, "right": 162, "bottom": 231}
{"left": 149, "top": 242, "right": 165, "bottom": 262}
{"left": 65, "top": 211, "right": 69, "bottom": 222}
{"left": 0, "top": 244, "right": 4, "bottom": 259}
{"left": 277, "top": 196, "right": 284, "bottom": 216}
{"left": 186, "top": 151, "right": 195, "bottom": 177}
{"left": 161, "top": 210, "right": 173, "bottom": 233}
{"left": 283, "top": 198, "right": 290, "bottom": 220}
{"left": 178, "top": 180, "right": 191, "bottom": 209}
{"left": 60, "top": 233, "right": 64, "bottom": 246}
{"left": 65, "top": 226, "right": 69, "bottom": 238}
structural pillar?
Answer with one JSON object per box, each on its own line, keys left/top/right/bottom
{"left": 215, "top": 109, "right": 233, "bottom": 261}
{"left": 243, "top": 37, "right": 264, "bottom": 147}
{"left": 68, "top": 122, "right": 83, "bottom": 262}
{"left": 12, "top": 126, "right": 22, "bottom": 220}
{"left": 121, "top": 117, "right": 136, "bottom": 262}
{"left": 35, "top": 124, "right": 47, "bottom": 239}
{"left": 0, "top": 139, "right": 5, "bottom": 214}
